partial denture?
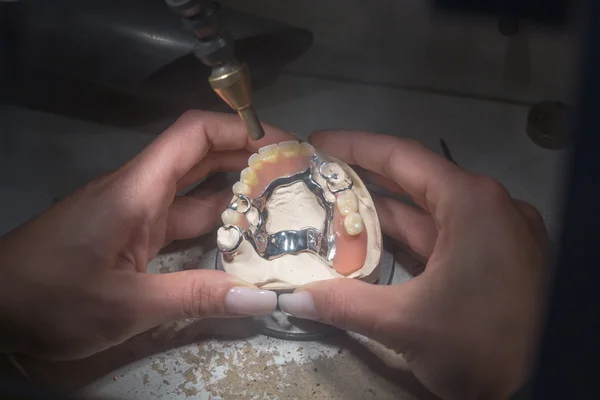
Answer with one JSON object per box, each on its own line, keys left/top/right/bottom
{"left": 225, "top": 140, "right": 369, "bottom": 277}
{"left": 232, "top": 141, "right": 315, "bottom": 199}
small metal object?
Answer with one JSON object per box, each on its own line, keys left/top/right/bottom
{"left": 319, "top": 161, "right": 354, "bottom": 193}
{"left": 248, "top": 228, "right": 326, "bottom": 260}
{"left": 214, "top": 248, "right": 395, "bottom": 341}
{"left": 228, "top": 194, "right": 251, "bottom": 214}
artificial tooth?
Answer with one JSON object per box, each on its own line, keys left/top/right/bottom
{"left": 343, "top": 212, "right": 364, "bottom": 236}
{"left": 217, "top": 226, "right": 242, "bottom": 253}
{"left": 258, "top": 144, "right": 280, "bottom": 163}
{"left": 232, "top": 181, "right": 251, "bottom": 196}
{"left": 336, "top": 190, "right": 359, "bottom": 216}
{"left": 221, "top": 209, "right": 242, "bottom": 225}
{"left": 240, "top": 167, "right": 259, "bottom": 186}
{"left": 279, "top": 141, "right": 301, "bottom": 158}
{"left": 300, "top": 142, "right": 315, "bottom": 156}
{"left": 248, "top": 153, "right": 263, "bottom": 170}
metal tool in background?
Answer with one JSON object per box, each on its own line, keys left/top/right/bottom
{"left": 1, "top": 0, "right": 312, "bottom": 131}
{"left": 165, "top": 0, "right": 264, "bottom": 140}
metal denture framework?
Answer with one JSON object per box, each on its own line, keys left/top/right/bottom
{"left": 218, "top": 152, "right": 354, "bottom": 266}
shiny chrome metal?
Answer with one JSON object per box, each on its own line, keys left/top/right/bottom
{"left": 226, "top": 153, "right": 353, "bottom": 266}
{"left": 229, "top": 194, "right": 251, "bottom": 214}
{"left": 319, "top": 162, "right": 354, "bottom": 194}
{"left": 249, "top": 228, "right": 327, "bottom": 260}
{"left": 208, "top": 62, "right": 265, "bottom": 140}
{"left": 245, "top": 168, "right": 336, "bottom": 264}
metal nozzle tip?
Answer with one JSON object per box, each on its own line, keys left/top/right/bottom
{"left": 238, "top": 107, "right": 265, "bottom": 140}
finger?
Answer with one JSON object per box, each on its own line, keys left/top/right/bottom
{"left": 165, "top": 189, "right": 231, "bottom": 243}
{"left": 353, "top": 166, "right": 408, "bottom": 196}
{"left": 512, "top": 199, "right": 544, "bottom": 225}
{"left": 127, "top": 270, "right": 277, "bottom": 330}
{"left": 176, "top": 150, "right": 250, "bottom": 192}
{"left": 183, "top": 172, "right": 231, "bottom": 196}
{"left": 512, "top": 199, "right": 549, "bottom": 245}
{"left": 279, "top": 279, "right": 419, "bottom": 352}
{"left": 132, "top": 110, "right": 294, "bottom": 185}
{"left": 311, "top": 130, "right": 465, "bottom": 214}
{"left": 373, "top": 195, "right": 438, "bottom": 259}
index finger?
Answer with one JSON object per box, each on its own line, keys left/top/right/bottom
{"left": 310, "top": 130, "right": 465, "bottom": 214}
{"left": 133, "top": 110, "right": 294, "bottom": 184}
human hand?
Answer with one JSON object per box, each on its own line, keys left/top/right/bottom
{"left": 279, "top": 131, "right": 549, "bottom": 400}
{"left": 0, "top": 111, "right": 291, "bottom": 361}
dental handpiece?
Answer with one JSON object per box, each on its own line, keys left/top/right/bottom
{"left": 165, "top": 0, "right": 265, "bottom": 140}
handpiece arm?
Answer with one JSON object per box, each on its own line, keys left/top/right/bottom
{"left": 165, "top": 0, "right": 265, "bottom": 140}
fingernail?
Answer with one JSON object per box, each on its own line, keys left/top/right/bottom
{"left": 225, "top": 287, "right": 277, "bottom": 316}
{"left": 278, "top": 291, "right": 319, "bottom": 320}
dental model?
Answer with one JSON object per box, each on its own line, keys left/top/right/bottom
{"left": 217, "top": 141, "right": 382, "bottom": 290}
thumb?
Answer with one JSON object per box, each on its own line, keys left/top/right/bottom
{"left": 279, "top": 278, "right": 417, "bottom": 350}
{"left": 127, "top": 270, "right": 277, "bottom": 330}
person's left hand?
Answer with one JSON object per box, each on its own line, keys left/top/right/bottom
{"left": 0, "top": 110, "right": 291, "bottom": 361}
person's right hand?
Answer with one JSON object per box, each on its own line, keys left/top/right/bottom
{"left": 279, "top": 131, "right": 549, "bottom": 400}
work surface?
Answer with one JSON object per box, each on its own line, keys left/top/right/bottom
{"left": 0, "top": 73, "right": 564, "bottom": 399}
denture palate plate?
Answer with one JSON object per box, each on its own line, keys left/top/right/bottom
{"left": 237, "top": 142, "right": 315, "bottom": 199}
{"left": 332, "top": 189, "right": 368, "bottom": 276}
{"left": 228, "top": 141, "right": 315, "bottom": 234}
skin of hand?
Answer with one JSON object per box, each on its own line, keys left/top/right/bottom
{"left": 279, "top": 131, "right": 549, "bottom": 400}
{"left": 0, "top": 110, "right": 293, "bottom": 361}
